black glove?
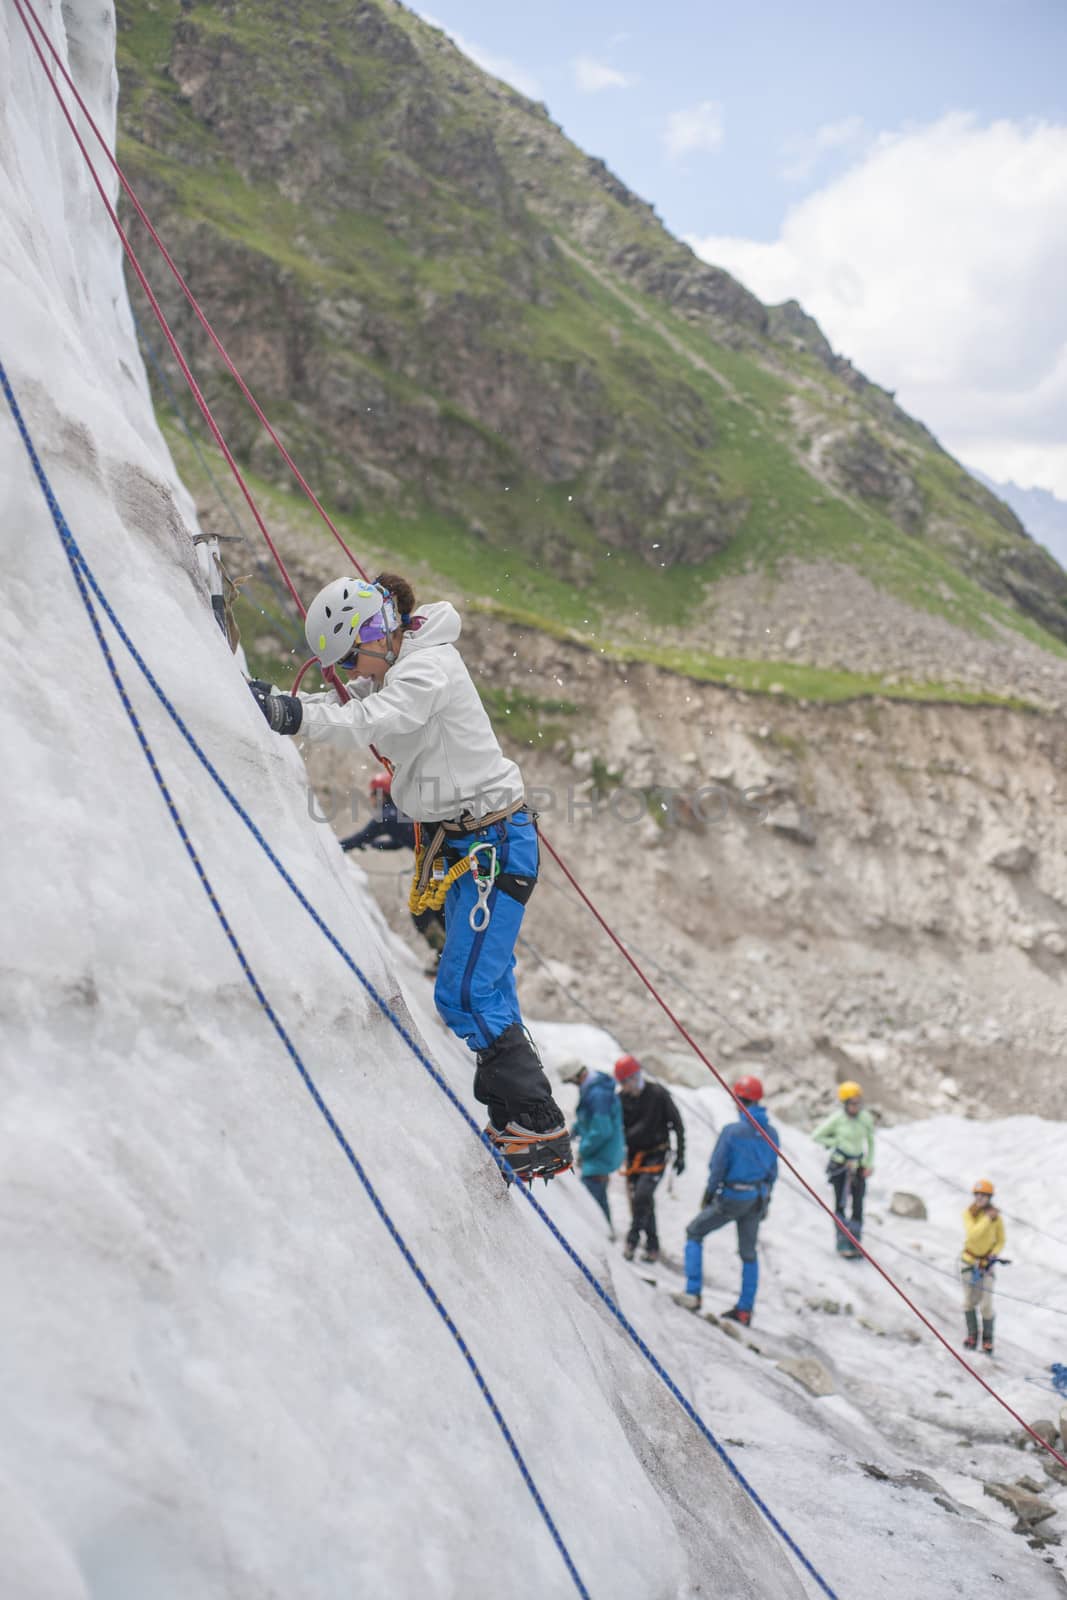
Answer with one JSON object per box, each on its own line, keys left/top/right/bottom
{"left": 249, "top": 679, "right": 303, "bottom": 735}
{"left": 674, "top": 1152, "right": 685, "bottom": 1176}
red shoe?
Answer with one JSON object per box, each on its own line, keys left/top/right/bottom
{"left": 721, "top": 1307, "right": 752, "bottom": 1326}
{"left": 963, "top": 1336, "right": 977, "bottom": 1350}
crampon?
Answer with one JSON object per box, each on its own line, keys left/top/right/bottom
{"left": 486, "top": 1121, "right": 573, "bottom": 1185}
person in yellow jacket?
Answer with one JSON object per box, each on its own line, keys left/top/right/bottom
{"left": 961, "top": 1179, "right": 1005, "bottom": 1354}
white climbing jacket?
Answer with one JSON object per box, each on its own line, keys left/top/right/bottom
{"left": 298, "top": 601, "right": 523, "bottom": 824}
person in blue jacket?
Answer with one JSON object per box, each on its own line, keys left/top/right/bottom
{"left": 560, "top": 1060, "right": 626, "bottom": 1231}
{"left": 672, "top": 1075, "right": 778, "bottom": 1326}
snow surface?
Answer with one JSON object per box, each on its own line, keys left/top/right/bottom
{"left": 2, "top": 4, "right": 1067, "bottom": 1598}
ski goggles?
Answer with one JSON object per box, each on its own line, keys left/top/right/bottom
{"left": 339, "top": 591, "right": 400, "bottom": 668}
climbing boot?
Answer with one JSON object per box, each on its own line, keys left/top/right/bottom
{"left": 963, "top": 1310, "right": 978, "bottom": 1350}
{"left": 981, "top": 1315, "right": 995, "bottom": 1355}
{"left": 672, "top": 1291, "right": 702, "bottom": 1312}
{"left": 721, "top": 1307, "right": 752, "bottom": 1326}
{"left": 642, "top": 1246, "right": 660, "bottom": 1264}
{"left": 486, "top": 1105, "right": 572, "bottom": 1183}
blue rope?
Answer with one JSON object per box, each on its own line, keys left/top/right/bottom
{"left": 2, "top": 359, "right": 837, "bottom": 1600}
{"left": 1, "top": 360, "right": 588, "bottom": 1600}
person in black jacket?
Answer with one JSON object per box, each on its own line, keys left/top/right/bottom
{"left": 341, "top": 772, "right": 445, "bottom": 968}
{"left": 615, "top": 1053, "right": 685, "bottom": 1263}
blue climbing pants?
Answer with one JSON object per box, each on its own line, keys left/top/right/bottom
{"left": 433, "top": 812, "right": 538, "bottom": 1052}
{"left": 685, "top": 1194, "right": 764, "bottom": 1310}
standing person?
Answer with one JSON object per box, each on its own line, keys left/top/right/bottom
{"left": 340, "top": 772, "right": 445, "bottom": 971}
{"left": 248, "top": 573, "right": 571, "bottom": 1181}
{"left": 961, "top": 1179, "right": 1005, "bottom": 1354}
{"left": 672, "top": 1076, "right": 778, "bottom": 1326}
{"left": 812, "top": 1081, "right": 875, "bottom": 1257}
{"left": 560, "top": 1059, "right": 625, "bottom": 1234}
{"left": 615, "top": 1054, "right": 685, "bottom": 1264}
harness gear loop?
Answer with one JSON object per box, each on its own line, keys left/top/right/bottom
{"left": 408, "top": 821, "right": 470, "bottom": 917}
{"left": 407, "top": 800, "right": 527, "bottom": 919}
{"left": 467, "top": 842, "right": 499, "bottom": 932}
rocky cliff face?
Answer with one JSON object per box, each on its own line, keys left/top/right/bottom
{"left": 303, "top": 602, "right": 1067, "bottom": 1125}
{"left": 115, "top": 0, "right": 1067, "bottom": 665}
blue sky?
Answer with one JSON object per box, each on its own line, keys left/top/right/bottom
{"left": 414, "top": 2, "right": 1067, "bottom": 496}
{"left": 414, "top": 1, "right": 1066, "bottom": 241}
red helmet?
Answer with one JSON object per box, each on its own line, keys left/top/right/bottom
{"left": 733, "top": 1075, "right": 764, "bottom": 1103}
{"left": 614, "top": 1054, "right": 642, "bottom": 1083}
{"left": 369, "top": 771, "right": 392, "bottom": 794}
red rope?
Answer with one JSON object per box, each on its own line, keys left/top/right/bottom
{"left": 19, "top": 0, "right": 1063, "bottom": 1475}
{"left": 15, "top": 0, "right": 368, "bottom": 583}
{"left": 539, "top": 829, "right": 1067, "bottom": 1471}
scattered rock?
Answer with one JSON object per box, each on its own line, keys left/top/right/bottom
{"left": 988, "top": 841, "right": 1035, "bottom": 874}
{"left": 890, "top": 1192, "right": 928, "bottom": 1220}
{"left": 804, "top": 1296, "right": 842, "bottom": 1315}
{"left": 983, "top": 1480, "right": 1058, "bottom": 1526}
{"left": 764, "top": 802, "right": 816, "bottom": 845}
{"left": 859, "top": 1462, "right": 966, "bottom": 1514}
{"left": 776, "top": 1357, "right": 835, "bottom": 1396}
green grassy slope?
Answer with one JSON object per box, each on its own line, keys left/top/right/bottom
{"left": 116, "top": 0, "right": 1067, "bottom": 696}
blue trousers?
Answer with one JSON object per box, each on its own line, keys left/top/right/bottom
{"left": 685, "top": 1194, "right": 763, "bottom": 1310}
{"left": 433, "top": 813, "right": 538, "bottom": 1052}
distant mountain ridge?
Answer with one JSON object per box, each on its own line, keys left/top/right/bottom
{"left": 969, "top": 469, "right": 1067, "bottom": 571}
{"left": 114, "top": 0, "right": 1067, "bottom": 677}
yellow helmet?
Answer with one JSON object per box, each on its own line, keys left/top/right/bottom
{"left": 973, "top": 1178, "right": 995, "bottom": 1196}
{"left": 837, "top": 1081, "right": 863, "bottom": 1103}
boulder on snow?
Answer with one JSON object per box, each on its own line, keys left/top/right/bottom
{"left": 776, "top": 1357, "right": 834, "bottom": 1396}
{"left": 1014, "top": 1418, "right": 1058, "bottom": 1450}
{"left": 889, "top": 1191, "right": 928, "bottom": 1220}
{"left": 983, "top": 1480, "right": 1058, "bottom": 1526}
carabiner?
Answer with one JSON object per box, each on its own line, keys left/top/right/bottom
{"left": 467, "top": 842, "right": 498, "bottom": 932}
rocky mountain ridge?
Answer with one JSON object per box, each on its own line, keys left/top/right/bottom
{"left": 115, "top": 0, "right": 1067, "bottom": 678}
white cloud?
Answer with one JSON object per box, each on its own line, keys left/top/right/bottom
{"left": 689, "top": 114, "right": 1067, "bottom": 497}
{"left": 781, "top": 116, "right": 866, "bottom": 183}
{"left": 573, "top": 57, "right": 635, "bottom": 93}
{"left": 421, "top": 13, "right": 540, "bottom": 99}
{"left": 663, "top": 101, "right": 724, "bottom": 161}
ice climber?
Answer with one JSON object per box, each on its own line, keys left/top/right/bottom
{"left": 961, "top": 1179, "right": 1005, "bottom": 1354}
{"left": 340, "top": 771, "right": 445, "bottom": 971}
{"left": 560, "top": 1059, "right": 625, "bottom": 1233}
{"left": 672, "top": 1076, "right": 778, "bottom": 1325}
{"left": 248, "top": 573, "right": 571, "bottom": 1181}
{"left": 812, "top": 1080, "right": 875, "bottom": 1258}
{"left": 615, "top": 1053, "right": 685, "bottom": 1264}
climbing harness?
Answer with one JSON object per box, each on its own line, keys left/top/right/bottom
{"left": 467, "top": 843, "right": 498, "bottom": 932}
{"left": 408, "top": 801, "right": 527, "bottom": 918}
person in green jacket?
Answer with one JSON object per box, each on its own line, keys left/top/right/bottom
{"left": 812, "top": 1081, "right": 875, "bottom": 1257}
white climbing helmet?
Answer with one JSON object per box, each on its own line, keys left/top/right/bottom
{"left": 305, "top": 577, "right": 394, "bottom": 667}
